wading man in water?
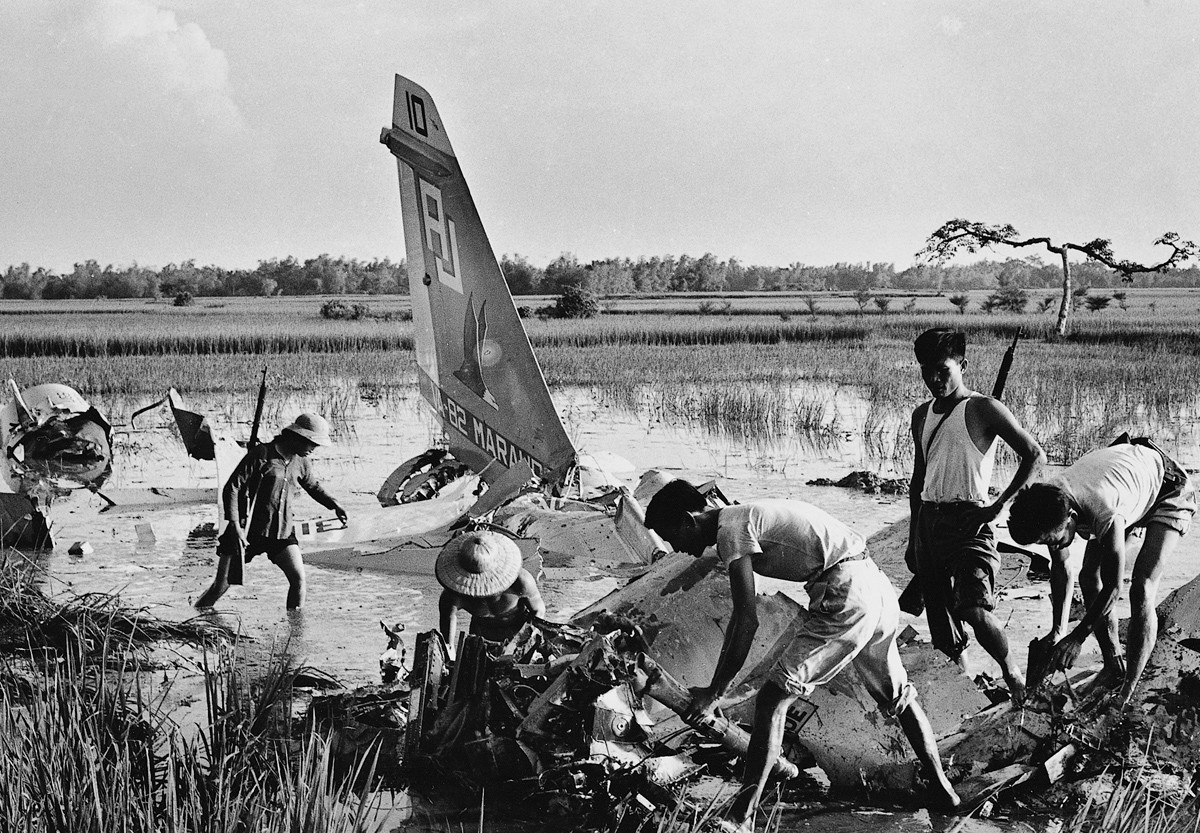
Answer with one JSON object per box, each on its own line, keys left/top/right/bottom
{"left": 908, "top": 328, "right": 1044, "bottom": 702}
{"left": 195, "top": 413, "right": 347, "bottom": 610}
{"left": 437, "top": 529, "right": 545, "bottom": 654}
{"left": 1007, "top": 437, "right": 1195, "bottom": 707}
{"left": 644, "top": 480, "right": 960, "bottom": 831}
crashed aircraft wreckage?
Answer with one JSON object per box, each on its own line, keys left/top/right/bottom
{"left": 0, "top": 380, "right": 113, "bottom": 548}
{"left": 292, "top": 73, "right": 1044, "bottom": 820}
{"left": 313, "top": 73, "right": 1198, "bottom": 820}
{"left": 101, "top": 71, "right": 1194, "bottom": 821}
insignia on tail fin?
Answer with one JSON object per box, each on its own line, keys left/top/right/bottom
{"left": 381, "top": 75, "right": 576, "bottom": 484}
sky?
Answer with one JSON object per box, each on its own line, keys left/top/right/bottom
{"left": 1, "top": 0, "right": 1198, "bottom": 273}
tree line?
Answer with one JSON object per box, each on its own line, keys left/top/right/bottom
{"left": 5, "top": 251, "right": 1200, "bottom": 302}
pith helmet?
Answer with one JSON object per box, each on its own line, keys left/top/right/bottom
{"left": 283, "top": 413, "right": 332, "bottom": 446}
{"left": 436, "top": 531, "right": 522, "bottom": 597}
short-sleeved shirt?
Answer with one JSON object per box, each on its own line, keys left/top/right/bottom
{"left": 222, "top": 437, "right": 338, "bottom": 539}
{"left": 1052, "top": 444, "right": 1164, "bottom": 540}
{"left": 716, "top": 499, "right": 866, "bottom": 587}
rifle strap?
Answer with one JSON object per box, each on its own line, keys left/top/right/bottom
{"left": 921, "top": 395, "right": 970, "bottom": 461}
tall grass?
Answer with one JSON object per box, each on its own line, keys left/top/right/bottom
{"left": 0, "top": 560, "right": 389, "bottom": 833}
{"left": 5, "top": 302, "right": 1200, "bottom": 461}
{"left": 1066, "top": 768, "right": 1199, "bottom": 832}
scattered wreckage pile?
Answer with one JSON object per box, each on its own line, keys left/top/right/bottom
{"left": 305, "top": 613, "right": 806, "bottom": 827}
{"left": 301, "top": 568, "right": 1200, "bottom": 827}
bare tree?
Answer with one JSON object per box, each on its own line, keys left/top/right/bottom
{"left": 918, "top": 220, "right": 1197, "bottom": 336}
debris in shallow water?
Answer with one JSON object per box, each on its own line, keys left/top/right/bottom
{"left": 806, "top": 471, "right": 909, "bottom": 495}
{"left": 68, "top": 540, "right": 93, "bottom": 555}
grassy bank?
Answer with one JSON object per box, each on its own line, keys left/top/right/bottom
{"left": 0, "top": 557, "right": 390, "bottom": 833}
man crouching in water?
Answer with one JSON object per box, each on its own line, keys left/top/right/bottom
{"left": 644, "top": 480, "right": 959, "bottom": 831}
{"left": 436, "top": 530, "right": 545, "bottom": 656}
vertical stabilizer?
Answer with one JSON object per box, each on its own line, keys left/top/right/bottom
{"left": 381, "top": 75, "right": 576, "bottom": 483}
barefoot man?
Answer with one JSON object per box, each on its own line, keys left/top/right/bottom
{"left": 908, "top": 328, "right": 1044, "bottom": 701}
{"left": 1008, "top": 437, "right": 1195, "bottom": 707}
{"left": 196, "top": 413, "right": 346, "bottom": 610}
{"left": 644, "top": 480, "right": 959, "bottom": 831}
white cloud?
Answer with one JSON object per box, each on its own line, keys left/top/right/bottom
{"left": 73, "top": 0, "right": 248, "bottom": 140}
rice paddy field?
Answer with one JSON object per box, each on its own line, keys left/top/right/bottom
{"left": 4, "top": 290, "right": 1200, "bottom": 468}
{"left": 5, "top": 291, "right": 1200, "bottom": 833}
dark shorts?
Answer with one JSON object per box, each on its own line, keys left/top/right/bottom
{"left": 914, "top": 502, "right": 1001, "bottom": 657}
{"left": 217, "top": 526, "right": 299, "bottom": 564}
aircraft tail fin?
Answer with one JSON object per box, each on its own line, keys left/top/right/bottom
{"left": 381, "top": 75, "right": 577, "bottom": 486}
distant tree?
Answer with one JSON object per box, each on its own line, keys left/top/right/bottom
{"left": 724, "top": 257, "right": 751, "bottom": 291}
{"left": 948, "top": 294, "right": 970, "bottom": 314}
{"left": 1085, "top": 295, "right": 1112, "bottom": 312}
{"left": 1072, "top": 285, "right": 1090, "bottom": 299}
{"left": 919, "top": 220, "right": 1198, "bottom": 336}
{"left": 500, "top": 254, "right": 543, "bottom": 295}
{"left": 586, "top": 258, "right": 635, "bottom": 295}
{"left": 549, "top": 285, "right": 599, "bottom": 319}
{"left": 985, "top": 285, "right": 1029, "bottom": 313}
{"left": 903, "top": 296, "right": 917, "bottom": 312}
{"left": 873, "top": 296, "right": 891, "bottom": 313}
{"left": 632, "top": 256, "right": 674, "bottom": 293}
{"left": 2, "top": 263, "right": 39, "bottom": 299}
{"left": 852, "top": 288, "right": 872, "bottom": 312}
{"left": 803, "top": 295, "right": 819, "bottom": 316}
{"left": 1038, "top": 296, "right": 1056, "bottom": 313}
{"left": 1113, "top": 290, "right": 1128, "bottom": 310}
{"left": 544, "top": 252, "right": 587, "bottom": 293}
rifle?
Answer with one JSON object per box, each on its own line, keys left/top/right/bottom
{"left": 899, "top": 330, "right": 1025, "bottom": 616}
{"left": 990, "top": 329, "right": 1024, "bottom": 399}
{"left": 247, "top": 366, "right": 268, "bottom": 451}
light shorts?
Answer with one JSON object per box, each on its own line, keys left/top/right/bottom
{"left": 768, "top": 558, "right": 916, "bottom": 718}
{"left": 1143, "top": 475, "right": 1196, "bottom": 537}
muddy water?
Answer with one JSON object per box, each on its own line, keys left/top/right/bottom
{"left": 25, "top": 381, "right": 1200, "bottom": 833}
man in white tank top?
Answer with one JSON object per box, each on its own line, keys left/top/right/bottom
{"left": 644, "top": 480, "right": 960, "bottom": 830}
{"left": 1008, "top": 437, "right": 1195, "bottom": 708}
{"left": 908, "top": 329, "right": 1045, "bottom": 702}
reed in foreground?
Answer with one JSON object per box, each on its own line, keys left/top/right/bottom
{"left": 1065, "top": 767, "right": 1199, "bottom": 833}
{"left": 0, "top": 558, "right": 390, "bottom": 833}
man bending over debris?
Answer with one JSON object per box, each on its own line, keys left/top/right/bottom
{"left": 437, "top": 530, "right": 545, "bottom": 654}
{"left": 1008, "top": 437, "right": 1195, "bottom": 708}
{"left": 196, "top": 413, "right": 346, "bottom": 610}
{"left": 908, "top": 328, "right": 1044, "bottom": 702}
{"left": 644, "top": 480, "right": 960, "bottom": 830}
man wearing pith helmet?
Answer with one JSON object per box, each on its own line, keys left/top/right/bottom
{"left": 436, "top": 529, "right": 545, "bottom": 654}
{"left": 196, "top": 412, "right": 347, "bottom": 610}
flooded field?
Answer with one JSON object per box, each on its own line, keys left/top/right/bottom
{"left": 21, "top": 379, "right": 1200, "bottom": 833}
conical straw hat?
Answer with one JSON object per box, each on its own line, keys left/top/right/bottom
{"left": 435, "top": 530, "right": 522, "bottom": 597}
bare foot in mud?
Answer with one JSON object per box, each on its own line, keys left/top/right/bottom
{"left": 1003, "top": 669, "right": 1027, "bottom": 706}
{"left": 932, "top": 782, "right": 962, "bottom": 811}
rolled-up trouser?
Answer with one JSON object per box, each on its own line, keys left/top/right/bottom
{"left": 913, "top": 502, "right": 1000, "bottom": 659}
{"left": 769, "top": 558, "right": 916, "bottom": 718}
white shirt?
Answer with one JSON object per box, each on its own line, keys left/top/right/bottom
{"left": 716, "top": 499, "right": 866, "bottom": 586}
{"left": 1052, "top": 444, "right": 1164, "bottom": 539}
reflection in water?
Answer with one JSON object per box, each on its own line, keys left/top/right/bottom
{"left": 13, "top": 381, "right": 1197, "bottom": 833}
{"left": 586, "top": 381, "right": 913, "bottom": 472}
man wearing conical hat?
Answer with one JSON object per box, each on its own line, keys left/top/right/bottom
{"left": 436, "top": 530, "right": 545, "bottom": 652}
{"left": 196, "top": 413, "right": 347, "bottom": 610}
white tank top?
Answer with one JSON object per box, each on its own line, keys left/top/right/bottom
{"left": 920, "top": 395, "right": 997, "bottom": 504}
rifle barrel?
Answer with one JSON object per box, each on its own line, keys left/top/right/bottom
{"left": 990, "top": 329, "right": 1023, "bottom": 400}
